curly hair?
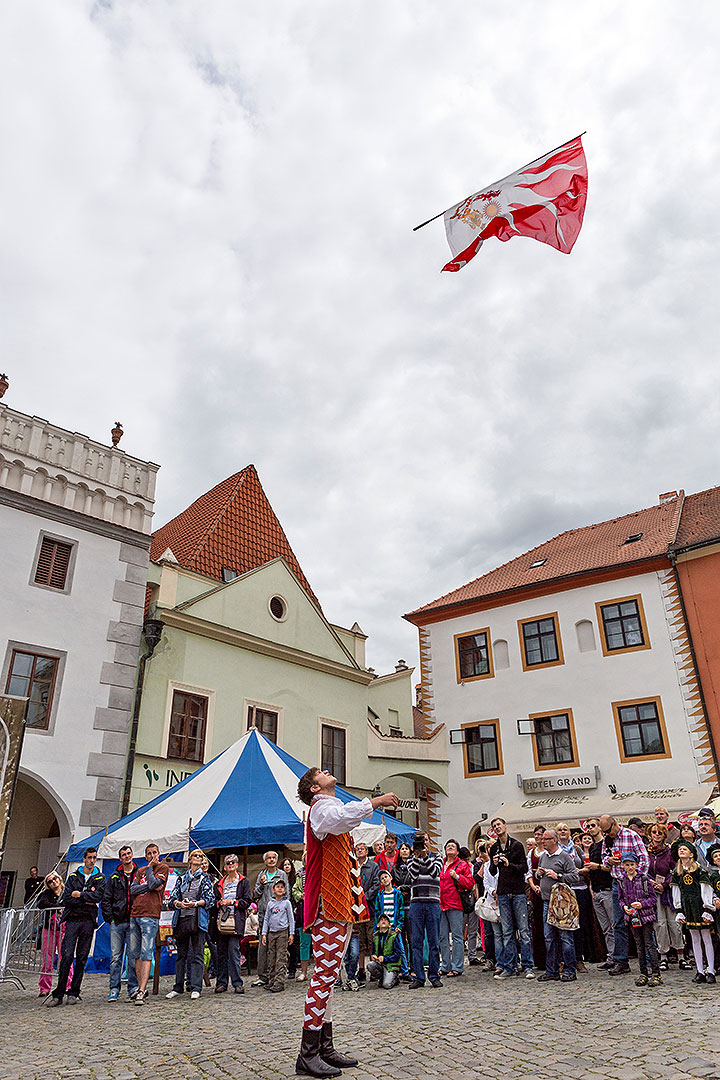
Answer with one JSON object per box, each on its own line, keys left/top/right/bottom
{"left": 297, "top": 767, "right": 320, "bottom": 806}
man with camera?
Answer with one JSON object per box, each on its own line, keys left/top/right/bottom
{"left": 488, "top": 817, "right": 534, "bottom": 979}
{"left": 398, "top": 830, "right": 443, "bottom": 989}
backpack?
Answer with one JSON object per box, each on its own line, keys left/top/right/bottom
{"left": 546, "top": 882, "right": 579, "bottom": 930}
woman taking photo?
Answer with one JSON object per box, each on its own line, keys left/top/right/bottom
{"left": 439, "top": 839, "right": 473, "bottom": 976}
{"left": 37, "top": 871, "right": 66, "bottom": 998}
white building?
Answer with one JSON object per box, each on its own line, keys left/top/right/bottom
{"left": 405, "top": 492, "right": 719, "bottom": 845}
{"left": 0, "top": 402, "right": 158, "bottom": 901}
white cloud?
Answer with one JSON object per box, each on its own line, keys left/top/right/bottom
{"left": 2, "top": 0, "right": 719, "bottom": 673}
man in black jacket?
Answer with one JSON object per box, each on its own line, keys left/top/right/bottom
{"left": 488, "top": 817, "right": 534, "bottom": 979}
{"left": 101, "top": 845, "right": 139, "bottom": 1001}
{"left": 46, "top": 847, "right": 105, "bottom": 1006}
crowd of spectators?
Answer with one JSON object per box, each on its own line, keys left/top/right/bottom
{"left": 31, "top": 802, "right": 720, "bottom": 1005}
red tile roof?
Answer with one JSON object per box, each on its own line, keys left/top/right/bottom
{"left": 150, "top": 465, "right": 318, "bottom": 604}
{"left": 674, "top": 487, "right": 720, "bottom": 550}
{"left": 406, "top": 493, "right": 686, "bottom": 621}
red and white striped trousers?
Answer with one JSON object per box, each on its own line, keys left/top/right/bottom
{"left": 302, "top": 918, "right": 351, "bottom": 1030}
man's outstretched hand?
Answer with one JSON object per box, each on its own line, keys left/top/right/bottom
{"left": 371, "top": 792, "right": 399, "bottom": 811}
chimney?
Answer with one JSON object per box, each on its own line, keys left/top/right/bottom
{"left": 395, "top": 659, "right": 408, "bottom": 672}
{"left": 659, "top": 491, "right": 678, "bottom": 503}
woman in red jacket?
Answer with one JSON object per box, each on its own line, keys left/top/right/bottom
{"left": 439, "top": 839, "right": 474, "bottom": 976}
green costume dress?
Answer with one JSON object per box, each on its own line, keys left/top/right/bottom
{"left": 670, "top": 865, "right": 714, "bottom": 929}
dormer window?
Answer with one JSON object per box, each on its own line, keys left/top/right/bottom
{"left": 221, "top": 568, "right": 239, "bottom": 583}
{"left": 623, "top": 533, "right": 643, "bottom": 545}
{"left": 529, "top": 558, "right": 546, "bottom": 569}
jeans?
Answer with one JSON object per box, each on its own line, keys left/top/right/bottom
{"left": 128, "top": 916, "right": 159, "bottom": 963}
{"left": 611, "top": 881, "right": 628, "bottom": 963}
{"left": 109, "top": 921, "right": 139, "bottom": 996}
{"left": 408, "top": 902, "right": 441, "bottom": 984}
{"left": 497, "top": 893, "right": 533, "bottom": 972}
{"left": 53, "top": 919, "right": 94, "bottom": 999}
{"left": 591, "top": 889, "right": 615, "bottom": 961}
{"left": 216, "top": 934, "right": 244, "bottom": 988}
{"left": 543, "top": 901, "right": 576, "bottom": 978}
{"left": 173, "top": 930, "right": 204, "bottom": 993}
{"left": 439, "top": 907, "right": 465, "bottom": 973}
{"left": 343, "top": 933, "right": 360, "bottom": 979}
{"left": 464, "top": 909, "right": 479, "bottom": 960}
{"left": 482, "top": 919, "right": 497, "bottom": 963}
{"left": 631, "top": 921, "right": 659, "bottom": 976}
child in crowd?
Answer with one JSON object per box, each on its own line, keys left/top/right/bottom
{"left": 261, "top": 880, "right": 294, "bottom": 992}
{"left": 366, "top": 913, "right": 402, "bottom": 989}
{"left": 707, "top": 844, "right": 720, "bottom": 934}
{"left": 617, "top": 852, "right": 662, "bottom": 987}
{"left": 671, "top": 840, "right": 716, "bottom": 984}
{"left": 376, "top": 869, "right": 411, "bottom": 981}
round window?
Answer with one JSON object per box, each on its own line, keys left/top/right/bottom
{"left": 269, "top": 595, "right": 287, "bottom": 621}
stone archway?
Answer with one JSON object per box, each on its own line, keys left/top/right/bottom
{"left": 371, "top": 769, "right": 448, "bottom": 844}
{"left": 3, "top": 770, "right": 74, "bottom": 904}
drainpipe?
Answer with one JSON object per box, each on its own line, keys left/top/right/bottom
{"left": 668, "top": 552, "right": 720, "bottom": 786}
{"left": 121, "top": 619, "right": 164, "bottom": 816}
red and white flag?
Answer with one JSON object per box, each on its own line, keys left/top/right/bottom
{"left": 441, "top": 135, "right": 588, "bottom": 272}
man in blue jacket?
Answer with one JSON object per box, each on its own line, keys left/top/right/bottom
{"left": 46, "top": 847, "right": 105, "bottom": 1006}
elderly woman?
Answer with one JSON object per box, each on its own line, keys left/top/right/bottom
{"left": 439, "top": 839, "right": 474, "bottom": 976}
{"left": 646, "top": 822, "right": 687, "bottom": 970}
{"left": 166, "top": 850, "right": 214, "bottom": 1000}
{"left": 214, "top": 852, "right": 251, "bottom": 994}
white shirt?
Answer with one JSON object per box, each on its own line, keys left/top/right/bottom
{"left": 309, "top": 794, "right": 374, "bottom": 840}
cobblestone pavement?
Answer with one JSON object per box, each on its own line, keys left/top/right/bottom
{"left": 2, "top": 966, "right": 720, "bottom": 1080}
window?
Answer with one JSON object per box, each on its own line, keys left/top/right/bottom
{"left": 4, "top": 649, "right": 59, "bottom": 730}
{"left": 31, "top": 533, "right": 76, "bottom": 593}
{"left": 613, "top": 698, "right": 670, "bottom": 762}
{"left": 596, "top": 595, "right": 650, "bottom": 656}
{"left": 454, "top": 628, "right": 494, "bottom": 682}
{"left": 518, "top": 613, "right": 563, "bottom": 670}
{"left": 221, "top": 567, "right": 239, "bottom": 583}
{"left": 389, "top": 727, "right": 403, "bottom": 738}
{"left": 269, "top": 595, "right": 287, "bottom": 621}
{"left": 247, "top": 704, "right": 278, "bottom": 743}
{"left": 321, "top": 724, "right": 346, "bottom": 785}
{"left": 168, "top": 691, "right": 208, "bottom": 761}
{"left": 529, "top": 710, "right": 578, "bottom": 770}
{"left": 461, "top": 720, "right": 503, "bottom": 778}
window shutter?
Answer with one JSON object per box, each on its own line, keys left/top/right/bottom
{"left": 35, "top": 538, "right": 73, "bottom": 589}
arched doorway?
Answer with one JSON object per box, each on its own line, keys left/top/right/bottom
{"left": 2, "top": 774, "right": 71, "bottom": 906}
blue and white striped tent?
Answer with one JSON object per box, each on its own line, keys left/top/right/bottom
{"left": 67, "top": 728, "right": 415, "bottom": 861}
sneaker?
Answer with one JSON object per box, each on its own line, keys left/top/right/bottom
{"left": 537, "top": 973, "right": 560, "bottom": 982}
{"left": 597, "top": 960, "right": 613, "bottom": 970}
{"left": 635, "top": 975, "right": 648, "bottom": 987}
{"left": 494, "top": 970, "right": 512, "bottom": 980}
{"left": 166, "top": 990, "right": 181, "bottom": 999}
{"left": 658, "top": 959, "right": 669, "bottom": 971}
{"left": 430, "top": 979, "right": 443, "bottom": 988}
{"left": 356, "top": 970, "right": 366, "bottom": 983}
{"left": 469, "top": 958, "right": 482, "bottom": 966}
{"left": 190, "top": 991, "right": 200, "bottom": 1000}
{"left": 234, "top": 985, "right": 245, "bottom": 994}
{"left": 270, "top": 984, "right": 284, "bottom": 993}
{"left": 706, "top": 972, "right": 717, "bottom": 984}
{"left": 678, "top": 957, "right": 690, "bottom": 970}
{"left": 251, "top": 978, "right": 266, "bottom": 987}
{"left": 407, "top": 980, "right": 424, "bottom": 989}
{"left": 608, "top": 963, "right": 631, "bottom": 975}
{"left": 66, "top": 995, "right": 80, "bottom": 1004}
{"left": 107, "top": 990, "right": 120, "bottom": 1002}
{"left": 575, "top": 961, "right": 587, "bottom": 973}
{"left": 346, "top": 978, "right": 360, "bottom": 992}
{"left": 214, "top": 984, "right": 227, "bottom": 994}
{"left": 400, "top": 974, "right": 412, "bottom": 983}
{"left": 648, "top": 974, "right": 664, "bottom": 987}
{"left": 560, "top": 973, "right": 577, "bottom": 982}
{"left": 295, "top": 973, "right": 307, "bottom": 982}
{"left": 45, "top": 996, "right": 62, "bottom": 1008}
{"left": 524, "top": 969, "right": 536, "bottom": 979}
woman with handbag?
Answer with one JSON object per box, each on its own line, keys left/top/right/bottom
{"left": 166, "top": 850, "right": 214, "bottom": 1000}
{"left": 439, "top": 839, "right": 474, "bottom": 976}
{"left": 213, "top": 853, "right": 251, "bottom": 995}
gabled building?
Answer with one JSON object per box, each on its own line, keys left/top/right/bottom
{"left": 127, "top": 467, "right": 447, "bottom": 829}
{"left": 0, "top": 400, "right": 158, "bottom": 900}
{"left": 405, "top": 488, "right": 720, "bottom": 845}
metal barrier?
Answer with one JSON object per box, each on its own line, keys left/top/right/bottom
{"left": 0, "top": 906, "right": 64, "bottom": 989}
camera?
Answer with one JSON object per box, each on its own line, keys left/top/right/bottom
{"left": 413, "top": 832, "right": 426, "bottom": 852}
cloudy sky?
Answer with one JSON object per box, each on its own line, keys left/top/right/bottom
{"left": 2, "top": 2, "right": 719, "bottom": 674}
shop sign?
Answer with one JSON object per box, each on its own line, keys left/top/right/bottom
{"left": 522, "top": 773, "right": 596, "bottom": 795}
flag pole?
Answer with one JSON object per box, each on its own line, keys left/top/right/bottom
{"left": 412, "top": 131, "right": 587, "bottom": 232}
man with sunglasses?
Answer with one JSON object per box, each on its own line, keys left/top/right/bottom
{"left": 598, "top": 814, "right": 649, "bottom": 975}
{"left": 582, "top": 819, "right": 614, "bottom": 969}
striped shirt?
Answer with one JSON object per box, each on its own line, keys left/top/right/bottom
{"left": 406, "top": 853, "right": 442, "bottom": 904}
{"left": 601, "top": 827, "right": 649, "bottom": 879}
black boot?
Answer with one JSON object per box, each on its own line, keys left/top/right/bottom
{"left": 295, "top": 1027, "right": 342, "bottom": 1077}
{"left": 320, "top": 1023, "right": 359, "bottom": 1069}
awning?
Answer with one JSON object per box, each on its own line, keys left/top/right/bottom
{"left": 494, "top": 782, "right": 717, "bottom": 834}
